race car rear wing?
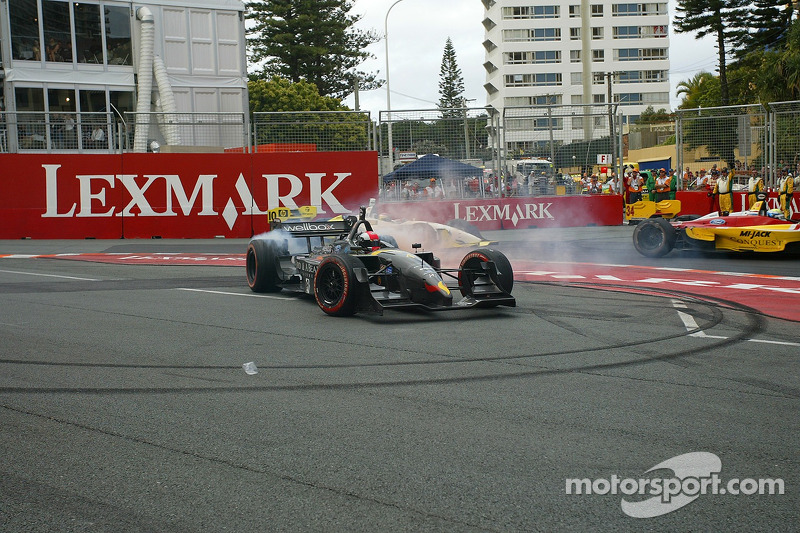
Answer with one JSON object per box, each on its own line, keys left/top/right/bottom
{"left": 270, "top": 218, "right": 355, "bottom": 239}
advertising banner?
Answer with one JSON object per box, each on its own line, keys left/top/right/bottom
{"left": 0, "top": 152, "right": 379, "bottom": 239}
{"left": 374, "top": 195, "right": 624, "bottom": 230}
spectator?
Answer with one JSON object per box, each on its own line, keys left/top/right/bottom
{"left": 587, "top": 174, "right": 602, "bottom": 194}
{"left": 627, "top": 170, "right": 644, "bottom": 203}
{"left": 694, "top": 169, "right": 708, "bottom": 190}
{"left": 654, "top": 169, "right": 670, "bottom": 201}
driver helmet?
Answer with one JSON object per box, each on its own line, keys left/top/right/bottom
{"left": 357, "top": 231, "right": 381, "bottom": 251}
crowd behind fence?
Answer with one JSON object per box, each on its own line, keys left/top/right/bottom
{"left": 1, "top": 102, "right": 798, "bottom": 195}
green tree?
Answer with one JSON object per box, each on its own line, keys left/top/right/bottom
{"left": 245, "top": 0, "right": 381, "bottom": 99}
{"left": 674, "top": 0, "right": 750, "bottom": 105}
{"left": 737, "top": 0, "right": 795, "bottom": 57}
{"left": 248, "top": 77, "right": 370, "bottom": 151}
{"left": 636, "top": 106, "right": 673, "bottom": 124}
{"left": 675, "top": 71, "right": 719, "bottom": 109}
{"left": 437, "top": 38, "right": 465, "bottom": 118}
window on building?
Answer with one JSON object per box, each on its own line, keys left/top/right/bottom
{"left": 15, "top": 87, "right": 46, "bottom": 149}
{"left": 75, "top": 2, "right": 103, "bottom": 64}
{"left": 642, "top": 48, "right": 668, "bottom": 60}
{"left": 592, "top": 27, "right": 604, "bottom": 40}
{"left": 47, "top": 88, "right": 77, "bottom": 149}
{"left": 105, "top": 6, "right": 132, "bottom": 66}
{"left": 569, "top": 5, "right": 579, "bottom": 17}
{"left": 503, "top": 5, "right": 559, "bottom": 19}
{"left": 593, "top": 94, "right": 606, "bottom": 104}
{"left": 571, "top": 95, "right": 583, "bottom": 105}
{"left": 592, "top": 49, "right": 605, "bottom": 62}
{"left": 618, "top": 71, "right": 642, "bottom": 83}
{"left": 532, "top": 28, "right": 560, "bottom": 41}
{"left": 533, "top": 50, "right": 561, "bottom": 63}
{"left": 615, "top": 48, "right": 640, "bottom": 61}
{"left": 570, "top": 72, "right": 582, "bottom": 85}
{"left": 591, "top": 4, "right": 604, "bottom": 16}
{"left": 43, "top": 0, "right": 73, "bottom": 63}
{"left": 570, "top": 50, "right": 581, "bottom": 63}
{"left": 505, "top": 73, "right": 562, "bottom": 87}
{"left": 10, "top": 0, "right": 42, "bottom": 61}
{"left": 570, "top": 27, "right": 580, "bottom": 40}
{"left": 644, "top": 70, "right": 667, "bottom": 82}
{"left": 612, "top": 3, "right": 668, "bottom": 16}
{"left": 613, "top": 26, "right": 641, "bottom": 39}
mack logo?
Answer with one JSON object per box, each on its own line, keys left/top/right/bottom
{"left": 41, "top": 164, "right": 351, "bottom": 230}
{"left": 282, "top": 222, "right": 338, "bottom": 232}
{"left": 739, "top": 230, "right": 772, "bottom": 238}
{"left": 453, "top": 202, "right": 554, "bottom": 226}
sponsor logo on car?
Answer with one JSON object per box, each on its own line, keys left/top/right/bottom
{"left": 739, "top": 230, "right": 772, "bottom": 238}
{"left": 709, "top": 219, "right": 726, "bottom": 225}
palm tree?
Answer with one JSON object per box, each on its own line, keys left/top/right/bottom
{"left": 676, "top": 71, "right": 717, "bottom": 109}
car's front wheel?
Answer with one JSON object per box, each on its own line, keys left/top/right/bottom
{"left": 458, "top": 248, "right": 514, "bottom": 297}
{"left": 313, "top": 255, "right": 365, "bottom": 316}
{"left": 633, "top": 218, "right": 676, "bottom": 257}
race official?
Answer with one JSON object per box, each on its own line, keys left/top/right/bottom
{"left": 646, "top": 171, "right": 657, "bottom": 201}
{"left": 710, "top": 169, "right": 734, "bottom": 214}
{"left": 747, "top": 175, "right": 765, "bottom": 210}
{"left": 779, "top": 172, "right": 794, "bottom": 219}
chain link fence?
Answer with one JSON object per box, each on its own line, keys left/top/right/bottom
{"left": 252, "top": 111, "right": 373, "bottom": 153}
{"left": 768, "top": 101, "right": 800, "bottom": 187}
{"left": 125, "top": 112, "right": 249, "bottom": 153}
{"left": 676, "top": 104, "right": 768, "bottom": 189}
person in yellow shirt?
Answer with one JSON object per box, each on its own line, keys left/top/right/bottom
{"left": 747, "top": 175, "right": 764, "bottom": 210}
{"left": 779, "top": 172, "right": 794, "bottom": 219}
{"left": 710, "top": 168, "right": 733, "bottom": 214}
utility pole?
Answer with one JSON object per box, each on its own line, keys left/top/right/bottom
{"left": 604, "top": 72, "right": 616, "bottom": 178}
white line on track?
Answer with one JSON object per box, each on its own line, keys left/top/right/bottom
{"left": 0, "top": 269, "right": 99, "bottom": 281}
{"left": 175, "top": 288, "right": 294, "bottom": 300}
{"left": 671, "top": 300, "right": 800, "bottom": 346}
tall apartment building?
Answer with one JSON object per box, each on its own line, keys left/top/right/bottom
{"left": 0, "top": 0, "right": 249, "bottom": 152}
{"left": 481, "top": 0, "right": 670, "bottom": 154}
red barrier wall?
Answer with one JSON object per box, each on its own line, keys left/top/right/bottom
{"left": 677, "top": 190, "right": 794, "bottom": 215}
{"left": 0, "top": 152, "right": 379, "bottom": 239}
{"left": 374, "top": 194, "right": 624, "bottom": 230}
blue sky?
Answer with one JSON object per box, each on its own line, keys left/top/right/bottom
{"left": 343, "top": 0, "right": 719, "bottom": 116}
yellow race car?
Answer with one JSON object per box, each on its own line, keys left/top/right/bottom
{"left": 633, "top": 201, "right": 800, "bottom": 257}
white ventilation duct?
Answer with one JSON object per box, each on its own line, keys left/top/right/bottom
{"left": 153, "top": 55, "right": 180, "bottom": 145}
{"left": 134, "top": 7, "right": 155, "bottom": 152}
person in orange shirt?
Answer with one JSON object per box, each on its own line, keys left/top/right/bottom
{"left": 627, "top": 170, "right": 644, "bottom": 203}
{"left": 654, "top": 168, "right": 670, "bottom": 201}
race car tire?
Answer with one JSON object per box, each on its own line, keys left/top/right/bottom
{"left": 446, "top": 219, "right": 484, "bottom": 239}
{"left": 458, "top": 248, "right": 514, "bottom": 297}
{"left": 314, "top": 254, "right": 365, "bottom": 317}
{"left": 633, "top": 218, "right": 676, "bottom": 257}
{"left": 246, "top": 239, "right": 283, "bottom": 293}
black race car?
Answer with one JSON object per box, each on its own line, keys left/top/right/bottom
{"left": 245, "top": 207, "right": 515, "bottom": 316}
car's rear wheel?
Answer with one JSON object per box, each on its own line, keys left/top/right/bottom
{"left": 633, "top": 218, "right": 676, "bottom": 257}
{"left": 458, "top": 248, "right": 514, "bottom": 297}
{"left": 246, "top": 239, "right": 284, "bottom": 292}
{"left": 314, "top": 254, "right": 365, "bottom": 316}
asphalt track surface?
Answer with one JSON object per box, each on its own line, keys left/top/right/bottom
{"left": 1, "top": 226, "right": 797, "bottom": 532}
